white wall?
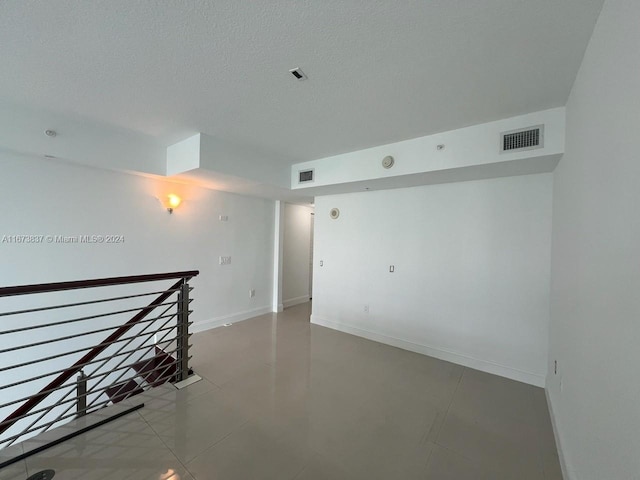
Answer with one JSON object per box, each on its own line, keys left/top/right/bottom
{"left": 547, "top": 1, "right": 640, "bottom": 478}
{"left": 291, "top": 108, "right": 565, "bottom": 190}
{"left": 312, "top": 174, "right": 552, "bottom": 386}
{"left": 0, "top": 152, "right": 275, "bottom": 331}
{"left": 282, "top": 203, "right": 313, "bottom": 308}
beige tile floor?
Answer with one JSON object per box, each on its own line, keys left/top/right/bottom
{"left": 2, "top": 302, "right": 562, "bottom": 480}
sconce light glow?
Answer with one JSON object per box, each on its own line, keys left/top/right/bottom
{"left": 166, "top": 194, "right": 182, "bottom": 214}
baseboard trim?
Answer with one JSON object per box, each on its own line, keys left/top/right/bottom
{"left": 311, "top": 315, "right": 545, "bottom": 387}
{"left": 546, "top": 388, "right": 570, "bottom": 479}
{"left": 283, "top": 295, "right": 310, "bottom": 309}
{"left": 192, "top": 306, "right": 272, "bottom": 333}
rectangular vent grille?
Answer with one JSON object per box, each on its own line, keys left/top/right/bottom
{"left": 500, "top": 125, "right": 544, "bottom": 153}
{"left": 299, "top": 169, "right": 314, "bottom": 183}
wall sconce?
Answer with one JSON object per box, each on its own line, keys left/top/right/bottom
{"left": 164, "top": 194, "right": 182, "bottom": 214}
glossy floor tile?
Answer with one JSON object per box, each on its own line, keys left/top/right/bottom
{"left": 1, "top": 302, "right": 562, "bottom": 479}
{"left": 0, "top": 443, "right": 26, "bottom": 480}
{"left": 24, "top": 413, "right": 194, "bottom": 480}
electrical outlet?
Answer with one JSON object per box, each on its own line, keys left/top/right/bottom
{"left": 554, "top": 360, "right": 558, "bottom": 375}
{"left": 219, "top": 215, "right": 229, "bottom": 221}
{"left": 364, "top": 305, "right": 369, "bottom": 313}
{"left": 219, "top": 256, "right": 231, "bottom": 265}
{"left": 389, "top": 265, "right": 395, "bottom": 273}
{"left": 249, "top": 289, "right": 255, "bottom": 298}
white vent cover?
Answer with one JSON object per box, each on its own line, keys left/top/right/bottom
{"left": 298, "top": 169, "right": 314, "bottom": 183}
{"left": 500, "top": 125, "right": 544, "bottom": 153}
{"left": 329, "top": 208, "right": 340, "bottom": 219}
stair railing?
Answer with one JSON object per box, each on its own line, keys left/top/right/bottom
{"left": 0, "top": 270, "right": 199, "bottom": 451}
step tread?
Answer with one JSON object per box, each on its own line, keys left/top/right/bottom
{"left": 105, "top": 379, "right": 143, "bottom": 404}
{"left": 132, "top": 347, "right": 177, "bottom": 387}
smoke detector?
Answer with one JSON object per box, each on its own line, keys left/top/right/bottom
{"left": 329, "top": 208, "right": 340, "bottom": 219}
{"left": 382, "top": 155, "right": 395, "bottom": 169}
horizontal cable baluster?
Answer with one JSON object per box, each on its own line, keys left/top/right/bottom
{"left": 0, "top": 312, "right": 183, "bottom": 375}
{"left": 68, "top": 299, "right": 178, "bottom": 398}
{"left": 0, "top": 346, "right": 181, "bottom": 430}
{"left": 0, "top": 318, "right": 178, "bottom": 407}
{"left": 4, "top": 347, "right": 182, "bottom": 442}
{"left": 7, "top": 383, "right": 78, "bottom": 448}
{"left": 0, "top": 288, "right": 181, "bottom": 318}
{"left": 0, "top": 328, "right": 183, "bottom": 407}
{"left": 0, "top": 326, "right": 190, "bottom": 394}
{"left": 54, "top": 320, "right": 182, "bottom": 423}
{"left": 0, "top": 297, "right": 190, "bottom": 335}
{"left": 81, "top": 315, "right": 180, "bottom": 411}
{"left": 0, "top": 300, "right": 182, "bottom": 350}
{"left": 87, "top": 358, "right": 178, "bottom": 407}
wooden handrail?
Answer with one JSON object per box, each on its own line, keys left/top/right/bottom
{"left": 0, "top": 271, "right": 199, "bottom": 436}
{"left": 0, "top": 271, "right": 199, "bottom": 297}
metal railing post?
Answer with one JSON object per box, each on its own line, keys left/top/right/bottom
{"left": 76, "top": 370, "right": 87, "bottom": 417}
{"left": 176, "top": 279, "right": 190, "bottom": 382}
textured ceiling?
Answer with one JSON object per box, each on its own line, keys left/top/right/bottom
{"left": 0, "top": 0, "right": 603, "bottom": 166}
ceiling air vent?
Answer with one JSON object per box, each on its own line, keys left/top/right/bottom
{"left": 299, "top": 169, "right": 314, "bottom": 184}
{"left": 289, "top": 68, "right": 307, "bottom": 81}
{"left": 500, "top": 125, "right": 544, "bottom": 153}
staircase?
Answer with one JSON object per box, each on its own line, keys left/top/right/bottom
{"left": 105, "top": 347, "right": 177, "bottom": 404}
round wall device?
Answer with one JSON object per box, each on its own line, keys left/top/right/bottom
{"left": 329, "top": 208, "right": 340, "bottom": 219}
{"left": 382, "top": 155, "right": 395, "bottom": 169}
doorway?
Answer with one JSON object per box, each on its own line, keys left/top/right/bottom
{"left": 309, "top": 212, "right": 314, "bottom": 299}
{"left": 281, "top": 203, "right": 315, "bottom": 309}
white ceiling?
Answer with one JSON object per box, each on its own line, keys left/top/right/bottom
{"left": 0, "top": 0, "right": 603, "bottom": 172}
